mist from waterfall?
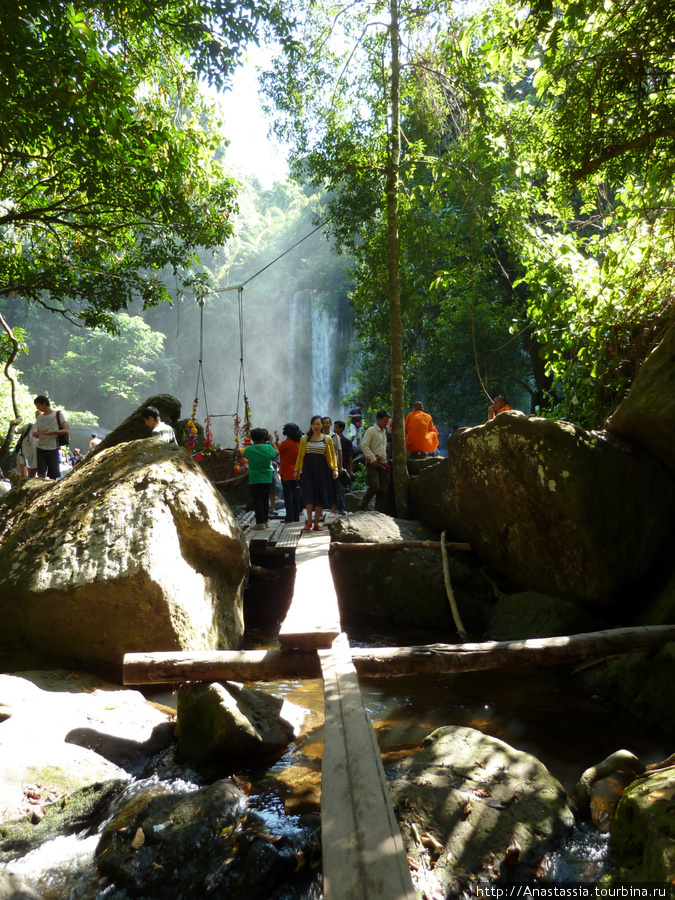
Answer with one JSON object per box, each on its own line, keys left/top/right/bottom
{"left": 173, "top": 241, "right": 351, "bottom": 448}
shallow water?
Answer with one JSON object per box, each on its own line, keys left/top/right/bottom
{"left": 245, "top": 625, "right": 669, "bottom": 796}
{"left": 2, "top": 611, "right": 670, "bottom": 895}
{"left": 241, "top": 624, "right": 670, "bottom": 885}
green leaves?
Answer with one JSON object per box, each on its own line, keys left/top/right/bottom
{"left": 0, "top": 0, "right": 291, "bottom": 329}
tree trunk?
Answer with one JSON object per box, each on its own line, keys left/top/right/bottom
{"left": 123, "top": 625, "right": 675, "bottom": 684}
{"left": 0, "top": 311, "right": 22, "bottom": 468}
{"left": 386, "top": 0, "right": 410, "bottom": 519}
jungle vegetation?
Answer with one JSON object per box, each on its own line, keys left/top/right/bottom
{"left": 2, "top": 0, "right": 675, "bottom": 460}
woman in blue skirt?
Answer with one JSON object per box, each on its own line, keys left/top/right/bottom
{"left": 294, "top": 415, "right": 338, "bottom": 531}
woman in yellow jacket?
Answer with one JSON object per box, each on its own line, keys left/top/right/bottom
{"left": 294, "top": 415, "right": 338, "bottom": 531}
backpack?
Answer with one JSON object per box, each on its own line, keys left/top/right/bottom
{"left": 14, "top": 423, "right": 32, "bottom": 456}
{"left": 56, "top": 410, "right": 69, "bottom": 446}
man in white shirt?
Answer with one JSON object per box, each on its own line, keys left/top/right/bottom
{"left": 359, "top": 409, "right": 390, "bottom": 513}
{"left": 33, "top": 395, "right": 69, "bottom": 480}
{"left": 142, "top": 406, "right": 177, "bottom": 445}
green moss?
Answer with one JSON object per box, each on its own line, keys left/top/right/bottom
{"left": 0, "top": 780, "right": 128, "bottom": 865}
{"left": 610, "top": 771, "right": 675, "bottom": 881}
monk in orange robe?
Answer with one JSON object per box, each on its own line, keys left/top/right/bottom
{"left": 404, "top": 401, "right": 439, "bottom": 455}
{"left": 488, "top": 395, "right": 514, "bottom": 419}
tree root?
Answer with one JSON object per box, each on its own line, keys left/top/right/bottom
{"left": 575, "top": 749, "right": 646, "bottom": 820}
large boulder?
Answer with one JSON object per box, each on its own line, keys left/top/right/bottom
{"left": 0, "top": 671, "right": 172, "bottom": 825}
{"left": 606, "top": 321, "right": 675, "bottom": 478}
{"left": 327, "top": 512, "right": 494, "bottom": 633}
{"left": 0, "top": 440, "right": 248, "bottom": 678}
{"left": 176, "top": 681, "right": 307, "bottom": 764}
{"left": 487, "top": 591, "right": 603, "bottom": 641}
{"left": 409, "top": 413, "right": 675, "bottom": 606}
{"left": 94, "top": 778, "right": 320, "bottom": 899}
{"left": 610, "top": 765, "right": 675, "bottom": 882}
{"left": 389, "top": 725, "right": 574, "bottom": 888}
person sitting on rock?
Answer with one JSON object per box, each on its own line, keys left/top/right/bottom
{"left": 142, "top": 406, "right": 177, "bottom": 445}
{"left": 69, "top": 447, "right": 84, "bottom": 467}
{"left": 488, "top": 395, "right": 514, "bottom": 420}
{"left": 404, "top": 401, "right": 439, "bottom": 457}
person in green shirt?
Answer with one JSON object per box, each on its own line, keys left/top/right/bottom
{"left": 242, "top": 427, "right": 279, "bottom": 529}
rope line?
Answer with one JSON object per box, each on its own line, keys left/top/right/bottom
{"left": 204, "top": 218, "right": 330, "bottom": 296}
{"left": 193, "top": 301, "right": 210, "bottom": 419}
{"left": 193, "top": 218, "right": 330, "bottom": 422}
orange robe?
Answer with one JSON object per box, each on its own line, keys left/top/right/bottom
{"left": 489, "top": 403, "right": 513, "bottom": 420}
{"left": 404, "top": 410, "right": 439, "bottom": 453}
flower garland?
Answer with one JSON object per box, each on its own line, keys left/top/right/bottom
{"left": 204, "top": 414, "right": 214, "bottom": 452}
{"left": 242, "top": 394, "right": 252, "bottom": 446}
{"left": 232, "top": 395, "right": 253, "bottom": 473}
{"left": 185, "top": 395, "right": 250, "bottom": 471}
{"left": 186, "top": 396, "right": 199, "bottom": 454}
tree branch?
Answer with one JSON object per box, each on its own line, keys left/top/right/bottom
{"left": 0, "top": 310, "right": 23, "bottom": 461}
{"left": 573, "top": 128, "right": 675, "bottom": 179}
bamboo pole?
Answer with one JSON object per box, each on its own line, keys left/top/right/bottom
{"left": 328, "top": 540, "right": 471, "bottom": 554}
{"left": 441, "top": 530, "right": 467, "bottom": 638}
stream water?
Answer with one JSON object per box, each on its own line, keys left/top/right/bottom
{"left": 2, "top": 570, "right": 671, "bottom": 897}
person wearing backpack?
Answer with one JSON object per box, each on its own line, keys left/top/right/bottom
{"left": 15, "top": 416, "right": 38, "bottom": 480}
{"left": 33, "top": 395, "right": 69, "bottom": 480}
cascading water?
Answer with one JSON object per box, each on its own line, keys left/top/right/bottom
{"left": 281, "top": 290, "right": 345, "bottom": 426}
{"left": 310, "top": 299, "right": 336, "bottom": 417}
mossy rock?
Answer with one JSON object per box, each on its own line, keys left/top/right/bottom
{"left": 389, "top": 725, "right": 574, "bottom": 885}
{"left": 0, "top": 780, "right": 127, "bottom": 865}
{"left": 487, "top": 591, "right": 603, "bottom": 640}
{"left": 610, "top": 767, "right": 675, "bottom": 881}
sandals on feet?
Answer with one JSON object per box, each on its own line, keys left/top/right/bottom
{"left": 313, "top": 523, "right": 323, "bottom": 531}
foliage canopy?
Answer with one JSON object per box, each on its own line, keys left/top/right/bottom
{"left": 0, "top": 0, "right": 293, "bottom": 332}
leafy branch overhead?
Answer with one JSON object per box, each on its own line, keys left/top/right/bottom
{"left": 265, "top": 0, "right": 675, "bottom": 427}
{"left": 0, "top": 0, "right": 295, "bottom": 330}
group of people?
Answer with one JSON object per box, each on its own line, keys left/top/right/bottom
{"left": 242, "top": 402, "right": 448, "bottom": 530}
{"left": 243, "top": 415, "right": 356, "bottom": 531}
{"left": 8, "top": 392, "right": 514, "bottom": 508}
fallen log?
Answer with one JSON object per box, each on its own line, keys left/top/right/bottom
{"left": 329, "top": 540, "right": 471, "bottom": 554}
{"left": 123, "top": 624, "right": 675, "bottom": 685}
{"left": 351, "top": 625, "right": 675, "bottom": 677}
{"left": 123, "top": 649, "right": 322, "bottom": 685}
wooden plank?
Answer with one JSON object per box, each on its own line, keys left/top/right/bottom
{"left": 273, "top": 522, "right": 303, "bottom": 549}
{"left": 319, "top": 633, "right": 416, "bottom": 900}
{"left": 278, "top": 531, "right": 341, "bottom": 650}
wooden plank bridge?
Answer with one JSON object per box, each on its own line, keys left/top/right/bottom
{"left": 125, "top": 514, "right": 417, "bottom": 900}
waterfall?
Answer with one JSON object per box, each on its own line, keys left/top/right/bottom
{"left": 283, "top": 290, "right": 345, "bottom": 425}
{"left": 310, "top": 298, "right": 335, "bottom": 416}
{"left": 287, "top": 290, "right": 300, "bottom": 417}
